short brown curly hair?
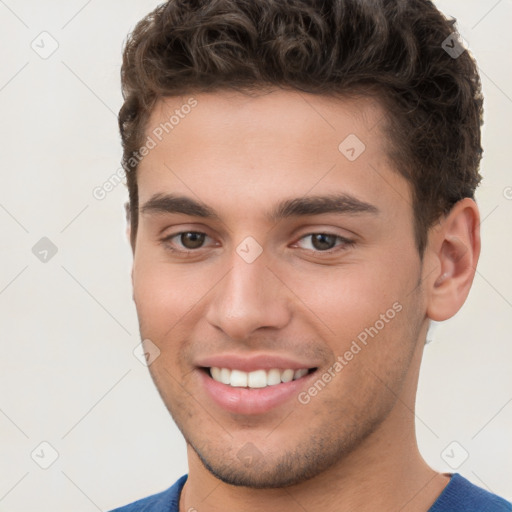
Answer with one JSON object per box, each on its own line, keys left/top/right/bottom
{"left": 119, "top": 0, "right": 483, "bottom": 254}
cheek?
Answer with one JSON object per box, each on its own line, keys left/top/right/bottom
{"left": 132, "top": 260, "right": 201, "bottom": 383}
{"left": 132, "top": 253, "right": 193, "bottom": 336}
{"left": 132, "top": 250, "right": 223, "bottom": 345}
{"left": 289, "top": 252, "right": 420, "bottom": 353}
{"left": 292, "top": 265, "right": 399, "bottom": 328}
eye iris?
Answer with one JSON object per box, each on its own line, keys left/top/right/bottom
{"left": 181, "top": 232, "right": 205, "bottom": 249}
{"left": 312, "top": 233, "right": 336, "bottom": 251}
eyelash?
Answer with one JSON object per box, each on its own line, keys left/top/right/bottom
{"left": 160, "top": 231, "right": 355, "bottom": 256}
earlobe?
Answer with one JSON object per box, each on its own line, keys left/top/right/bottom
{"left": 426, "top": 198, "right": 481, "bottom": 322}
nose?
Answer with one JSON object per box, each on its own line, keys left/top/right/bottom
{"left": 205, "top": 250, "right": 291, "bottom": 341}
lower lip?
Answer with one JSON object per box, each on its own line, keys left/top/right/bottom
{"left": 198, "top": 369, "right": 315, "bottom": 415}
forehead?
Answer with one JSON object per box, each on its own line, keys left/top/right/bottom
{"left": 146, "top": 88, "right": 387, "bottom": 150}
{"left": 137, "top": 89, "right": 410, "bottom": 221}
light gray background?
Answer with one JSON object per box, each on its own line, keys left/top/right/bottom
{"left": 0, "top": 1, "right": 511, "bottom": 510}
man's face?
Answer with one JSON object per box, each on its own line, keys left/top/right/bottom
{"left": 132, "top": 90, "right": 428, "bottom": 487}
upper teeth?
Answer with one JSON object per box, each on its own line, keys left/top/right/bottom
{"left": 209, "top": 367, "right": 309, "bottom": 388}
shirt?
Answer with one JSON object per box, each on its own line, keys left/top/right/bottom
{"left": 109, "top": 473, "right": 512, "bottom": 511}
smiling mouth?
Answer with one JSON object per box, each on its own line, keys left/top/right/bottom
{"left": 202, "top": 367, "right": 317, "bottom": 389}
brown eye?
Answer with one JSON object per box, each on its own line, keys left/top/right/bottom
{"left": 179, "top": 232, "right": 206, "bottom": 249}
{"left": 295, "top": 233, "right": 355, "bottom": 253}
{"left": 161, "top": 231, "right": 216, "bottom": 255}
{"left": 310, "top": 233, "right": 338, "bottom": 251}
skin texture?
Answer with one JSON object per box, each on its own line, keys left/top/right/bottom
{"left": 129, "top": 89, "right": 480, "bottom": 511}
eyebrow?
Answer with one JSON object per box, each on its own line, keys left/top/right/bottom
{"left": 140, "top": 193, "right": 379, "bottom": 222}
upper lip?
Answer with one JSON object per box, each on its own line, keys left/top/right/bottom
{"left": 195, "top": 353, "right": 319, "bottom": 373}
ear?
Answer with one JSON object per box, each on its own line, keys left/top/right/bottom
{"left": 124, "top": 201, "right": 136, "bottom": 254}
{"left": 424, "top": 198, "right": 481, "bottom": 322}
{"left": 124, "top": 200, "right": 131, "bottom": 235}
{"left": 124, "top": 201, "right": 136, "bottom": 298}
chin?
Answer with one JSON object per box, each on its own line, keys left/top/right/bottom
{"left": 187, "top": 429, "right": 368, "bottom": 489}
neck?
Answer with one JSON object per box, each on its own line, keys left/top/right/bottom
{"left": 179, "top": 340, "right": 450, "bottom": 512}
